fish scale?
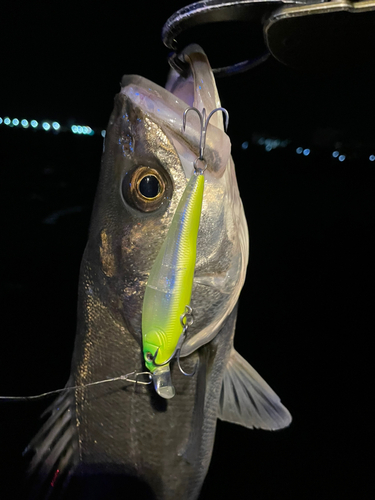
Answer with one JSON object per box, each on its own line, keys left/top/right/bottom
{"left": 74, "top": 256, "right": 204, "bottom": 496}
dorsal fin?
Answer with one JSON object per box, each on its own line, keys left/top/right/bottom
{"left": 218, "top": 349, "right": 292, "bottom": 430}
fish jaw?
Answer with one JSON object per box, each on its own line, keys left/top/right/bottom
{"left": 120, "top": 75, "right": 231, "bottom": 179}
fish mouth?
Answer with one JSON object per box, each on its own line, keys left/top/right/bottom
{"left": 165, "top": 44, "right": 230, "bottom": 180}
{"left": 120, "top": 45, "right": 231, "bottom": 180}
{"left": 165, "top": 44, "right": 225, "bottom": 132}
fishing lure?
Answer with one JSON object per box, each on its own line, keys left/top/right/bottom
{"left": 142, "top": 106, "right": 229, "bottom": 399}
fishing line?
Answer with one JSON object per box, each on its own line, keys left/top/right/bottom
{"left": 0, "top": 371, "right": 152, "bottom": 401}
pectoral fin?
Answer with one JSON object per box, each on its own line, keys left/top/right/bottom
{"left": 218, "top": 348, "right": 292, "bottom": 430}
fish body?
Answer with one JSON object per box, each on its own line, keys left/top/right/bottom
{"left": 26, "top": 45, "right": 291, "bottom": 500}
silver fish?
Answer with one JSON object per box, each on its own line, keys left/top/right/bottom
{"left": 26, "top": 44, "right": 291, "bottom": 500}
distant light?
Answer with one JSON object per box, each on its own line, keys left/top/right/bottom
{"left": 101, "top": 130, "right": 106, "bottom": 137}
{"left": 273, "top": 139, "right": 280, "bottom": 148}
{"left": 338, "top": 154, "right": 346, "bottom": 162}
{"left": 21, "top": 119, "right": 29, "bottom": 128}
{"left": 77, "top": 126, "right": 83, "bottom": 134}
{"left": 0, "top": 117, "right": 3, "bottom": 125}
{"left": 30, "top": 120, "right": 38, "bottom": 128}
{"left": 42, "top": 122, "right": 51, "bottom": 131}
{"left": 332, "top": 151, "right": 339, "bottom": 158}
{"left": 281, "top": 140, "right": 289, "bottom": 147}
{"left": 296, "top": 147, "right": 303, "bottom": 154}
{"left": 241, "top": 141, "right": 249, "bottom": 150}
{"left": 369, "top": 155, "right": 375, "bottom": 162}
{"left": 88, "top": 128, "right": 94, "bottom": 136}
{"left": 71, "top": 125, "right": 78, "bottom": 133}
{"left": 82, "top": 126, "right": 89, "bottom": 135}
{"left": 4, "top": 117, "right": 11, "bottom": 125}
{"left": 265, "top": 144, "right": 272, "bottom": 152}
{"left": 52, "top": 121, "right": 60, "bottom": 130}
{"left": 12, "top": 118, "right": 19, "bottom": 126}
{"left": 258, "top": 137, "right": 265, "bottom": 145}
{"left": 303, "top": 148, "right": 310, "bottom": 156}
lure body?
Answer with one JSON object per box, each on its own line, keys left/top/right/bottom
{"left": 142, "top": 171, "right": 204, "bottom": 382}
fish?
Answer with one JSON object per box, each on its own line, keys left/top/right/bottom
{"left": 25, "top": 44, "right": 291, "bottom": 500}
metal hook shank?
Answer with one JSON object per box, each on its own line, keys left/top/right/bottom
{"left": 183, "top": 107, "right": 204, "bottom": 159}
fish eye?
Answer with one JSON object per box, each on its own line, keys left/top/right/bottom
{"left": 138, "top": 175, "right": 160, "bottom": 199}
{"left": 121, "top": 165, "right": 172, "bottom": 212}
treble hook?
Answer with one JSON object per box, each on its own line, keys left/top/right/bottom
{"left": 148, "top": 338, "right": 196, "bottom": 376}
{"left": 177, "top": 305, "right": 196, "bottom": 376}
{"left": 147, "top": 346, "right": 176, "bottom": 367}
{"left": 176, "top": 348, "right": 196, "bottom": 377}
{"left": 146, "top": 306, "right": 196, "bottom": 376}
{"left": 183, "top": 107, "right": 229, "bottom": 162}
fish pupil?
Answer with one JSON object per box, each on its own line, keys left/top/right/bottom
{"left": 139, "top": 175, "right": 159, "bottom": 199}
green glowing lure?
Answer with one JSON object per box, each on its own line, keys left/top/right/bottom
{"left": 142, "top": 106, "right": 229, "bottom": 398}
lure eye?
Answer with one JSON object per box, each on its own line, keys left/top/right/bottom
{"left": 121, "top": 166, "right": 172, "bottom": 212}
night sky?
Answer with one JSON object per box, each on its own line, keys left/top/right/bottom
{"left": 1, "top": 2, "right": 374, "bottom": 499}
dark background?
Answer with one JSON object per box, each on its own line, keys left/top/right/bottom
{"left": 1, "top": 2, "right": 374, "bottom": 499}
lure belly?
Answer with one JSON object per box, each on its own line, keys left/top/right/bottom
{"left": 142, "top": 170, "right": 204, "bottom": 397}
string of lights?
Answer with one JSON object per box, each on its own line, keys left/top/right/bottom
{"left": 242, "top": 135, "right": 375, "bottom": 163}
{"left": 2, "top": 114, "right": 375, "bottom": 162}
{"left": 0, "top": 116, "right": 106, "bottom": 137}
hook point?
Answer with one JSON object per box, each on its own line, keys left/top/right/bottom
{"left": 176, "top": 350, "right": 196, "bottom": 377}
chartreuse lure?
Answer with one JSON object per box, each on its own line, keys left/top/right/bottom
{"left": 142, "top": 106, "right": 229, "bottom": 399}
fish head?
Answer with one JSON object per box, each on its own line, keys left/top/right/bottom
{"left": 87, "top": 93, "right": 185, "bottom": 347}
{"left": 87, "top": 45, "right": 249, "bottom": 363}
